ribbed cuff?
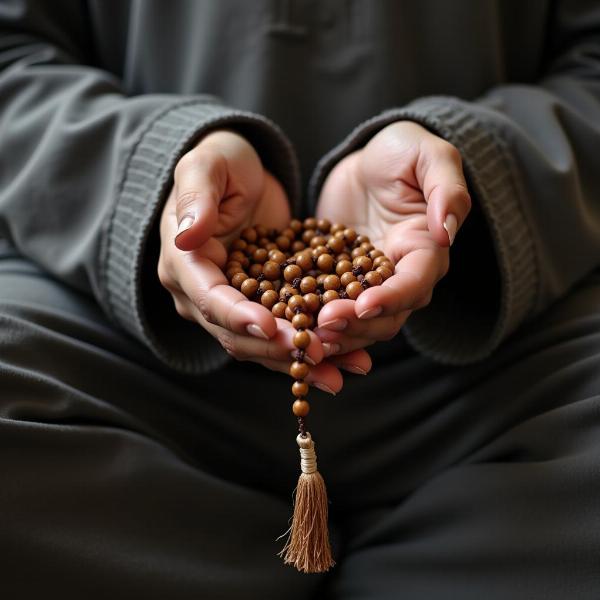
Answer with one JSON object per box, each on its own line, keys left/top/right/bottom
{"left": 309, "top": 97, "right": 539, "bottom": 365}
{"left": 100, "top": 99, "right": 300, "bottom": 374}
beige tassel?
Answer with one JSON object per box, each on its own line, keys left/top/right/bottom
{"left": 279, "top": 433, "right": 335, "bottom": 573}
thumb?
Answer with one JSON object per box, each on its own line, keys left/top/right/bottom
{"left": 174, "top": 150, "right": 228, "bottom": 251}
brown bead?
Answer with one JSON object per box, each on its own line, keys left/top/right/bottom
{"left": 265, "top": 242, "right": 278, "bottom": 251}
{"left": 284, "top": 264, "right": 302, "bottom": 282}
{"left": 356, "top": 234, "right": 370, "bottom": 245}
{"left": 226, "top": 266, "right": 244, "bottom": 280}
{"left": 316, "top": 273, "right": 328, "bottom": 286}
{"left": 335, "top": 259, "right": 353, "bottom": 276}
{"left": 296, "top": 252, "right": 314, "bottom": 272}
{"left": 292, "top": 312, "right": 312, "bottom": 330}
{"left": 241, "top": 227, "right": 257, "bottom": 243}
{"left": 226, "top": 260, "right": 242, "bottom": 270}
{"left": 292, "top": 380, "right": 309, "bottom": 397}
{"left": 310, "top": 235, "right": 328, "bottom": 249}
{"left": 290, "top": 219, "right": 303, "bottom": 234}
{"left": 360, "top": 242, "right": 375, "bottom": 253}
{"left": 316, "top": 253, "right": 334, "bottom": 273}
{"left": 272, "top": 302, "right": 287, "bottom": 318}
{"left": 369, "top": 249, "right": 384, "bottom": 260}
{"left": 317, "top": 218, "right": 331, "bottom": 233}
{"left": 345, "top": 280, "right": 364, "bottom": 299}
{"left": 276, "top": 235, "right": 291, "bottom": 251}
{"left": 268, "top": 249, "right": 287, "bottom": 264}
{"left": 340, "top": 271, "right": 357, "bottom": 287}
{"left": 248, "top": 263, "right": 263, "bottom": 278}
{"left": 279, "top": 283, "right": 296, "bottom": 300}
{"left": 303, "top": 217, "right": 318, "bottom": 230}
{"left": 281, "top": 227, "right": 296, "bottom": 239}
{"left": 330, "top": 223, "right": 345, "bottom": 234}
{"left": 353, "top": 255, "right": 373, "bottom": 273}
{"left": 302, "top": 229, "right": 316, "bottom": 245}
{"left": 262, "top": 261, "right": 280, "bottom": 281}
{"left": 231, "top": 272, "right": 248, "bottom": 289}
{"left": 376, "top": 265, "right": 393, "bottom": 280}
{"left": 327, "top": 236, "right": 345, "bottom": 254}
{"left": 259, "top": 280, "right": 274, "bottom": 292}
{"left": 322, "top": 289, "right": 340, "bottom": 303}
{"left": 228, "top": 250, "right": 249, "bottom": 267}
{"left": 285, "top": 306, "right": 295, "bottom": 321}
{"left": 343, "top": 228, "right": 357, "bottom": 243}
{"left": 253, "top": 248, "right": 268, "bottom": 263}
{"left": 292, "top": 399, "right": 310, "bottom": 417}
{"left": 303, "top": 293, "right": 321, "bottom": 313}
{"left": 231, "top": 239, "right": 247, "bottom": 251}
{"left": 292, "top": 240, "right": 306, "bottom": 253}
{"left": 364, "top": 270, "right": 383, "bottom": 287}
{"left": 260, "top": 289, "right": 279, "bottom": 309}
{"left": 241, "top": 278, "right": 259, "bottom": 298}
{"left": 255, "top": 225, "right": 268, "bottom": 238}
{"left": 337, "top": 252, "right": 351, "bottom": 261}
{"left": 293, "top": 330, "right": 311, "bottom": 349}
{"left": 312, "top": 245, "right": 329, "bottom": 258}
{"left": 246, "top": 244, "right": 258, "bottom": 256}
{"left": 288, "top": 294, "right": 306, "bottom": 312}
{"left": 300, "top": 276, "right": 317, "bottom": 294}
{"left": 351, "top": 247, "right": 367, "bottom": 258}
{"left": 323, "top": 274, "right": 341, "bottom": 291}
{"left": 290, "top": 361, "right": 310, "bottom": 379}
{"left": 258, "top": 236, "right": 271, "bottom": 248}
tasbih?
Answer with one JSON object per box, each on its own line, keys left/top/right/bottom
{"left": 225, "top": 218, "right": 393, "bottom": 573}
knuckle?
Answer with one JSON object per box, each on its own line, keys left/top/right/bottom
{"left": 157, "top": 257, "right": 174, "bottom": 291}
{"left": 414, "top": 291, "right": 433, "bottom": 310}
{"left": 173, "top": 298, "right": 193, "bottom": 321}
{"left": 194, "top": 292, "right": 215, "bottom": 325}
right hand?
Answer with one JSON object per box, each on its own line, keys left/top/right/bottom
{"left": 158, "top": 130, "right": 371, "bottom": 393}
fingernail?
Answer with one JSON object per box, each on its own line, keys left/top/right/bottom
{"left": 342, "top": 365, "right": 368, "bottom": 375}
{"left": 443, "top": 213, "right": 458, "bottom": 246}
{"left": 246, "top": 323, "right": 269, "bottom": 340}
{"left": 176, "top": 215, "right": 195, "bottom": 237}
{"left": 314, "top": 382, "right": 336, "bottom": 395}
{"left": 320, "top": 318, "right": 348, "bottom": 331}
{"left": 358, "top": 306, "right": 382, "bottom": 320}
{"left": 322, "top": 342, "right": 341, "bottom": 356}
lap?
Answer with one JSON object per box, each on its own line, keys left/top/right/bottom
{"left": 2, "top": 254, "right": 600, "bottom": 598}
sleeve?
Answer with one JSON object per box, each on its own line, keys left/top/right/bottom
{"left": 0, "top": 0, "right": 300, "bottom": 374}
{"left": 309, "top": 0, "right": 600, "bottom": 365}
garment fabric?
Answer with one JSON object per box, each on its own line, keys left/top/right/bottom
{"left": 0, "top": 0, "right": 600, "bottom": 597}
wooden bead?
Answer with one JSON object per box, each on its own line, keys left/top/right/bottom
{"left": 241, "top": 227, "right": 257, "bottom": 243}
{"left": 231, "top": 272, "right": 248, "bottom": 289}
{"left": 330, "top": 223, "right": 345, "bottom": 234}
{"left": 290, "top": 219, "right": 303, "bottom": 234}
{"left": 356, "top": 234, "right": 370, "bottom": 245}
{"left": 293, "top": 330, "right": 311, "bottom": 349}
{"left": 323, "top": 274, "right": 340, "bottom": 291}
{"left": 303, "top": 293, "right": 320, "bottom": 313}
{"left": 302, "top": 229, "right": 316, "bottom": 244}
{"left": 269, "top": 249, "right": 287, "bottom": 264}
{"left": 259, "top": 280, "right": 273, "bottom": 292}
{"left": 241, "top": 278, "right": 259, "bottom": 298}
{"left": 292, "top": 312, "right": 312, "bottom": 330}
{"left": 249, "top": 263, "right": 263, "bottom": 278}
{"left": 310, "top": 235, "right": 328, "bottom": 249}
{"left": 351, "top": 247, "right": 367, "bottom": 258}
{"left": 327, "top": 236, "right": 345, "bottom": 254}
{"left": 231, "top": 239, "right": 247, "bottom": 251}
{"left": 340, "top": 271, "right": 357, "bottom": 287}
{"left": 253, "top": 248, "right": 268, "bottom": 263}
{"left": 292, "top": 381, "right": 309, "bottom": 397}
{"left": 317, "top": 218, "right": 331, "bottom": 233}
{"left": 226, "top": 266, "right": 244, "bottom": 280}
{"left": 265, "top": 242, "right": 278, "bottom": 251}
{"left": 285, "top": 306, "right": 295, "bottom": 321}
{"left": 337, "top": 252, "right": 351, "bottom": 262}
{"left": 345, "top": 280, "right": 363, "bottom": 299}
{"left": 353, "top": 255, "right": 373, "bottom": 273}
{"left": 290, "top": 361, "right": 310, "bottom": 379}
{"left": 316, "top": 253, "right": 334, "bottom": 273}
{"left": 262, "top": 261, "right": 280, "bottom": 281}
{"left": 364, "top": 270, "right": 383, "bottom": 287}
{"left": 303, "top": 217, "right": 318, "bottom": 230}
{"left": 369, "top": 249, "right": 384, "bottom": 260}
{"left": 360, "top": 242, "right": 375, "bottom": 253}
{"left": 281, "top": 227, "right": 296, "bottom": 239}
{"left": 246, "top": 244, "right": 258, "bottom": 256}
{"left": 376, "top": 265, "right": 393, "bottom": 280}
{"left": 322, "top": 289, "right": 340, "bottom": 303}
{"left": 316, "top": 273, "right": 328, "bottom": 286}
{"left": 276, "top": 235, "right": 291, "bottom": 250}
{"left": 279, "top": 283, "right": 296, "bottom": 300}
{"left": 288, "top": 294, "right": 306, "bottom": 312}
{"left": 291, "top": 241, "right": 304, "bottom": 253}
{"left": 296, "top": 252, "right": 314, "bottom": 272}
{"left": 284, "top": 264, "right": 302, "bottom": 282}
{"left": 272, "top": 302, "right": 287, "bottom": 318}
{"left": 343, "top": 228, "right": 357, "bottom": 243}
{"left": 312, "top": 245, "right": 329, "bottom": 257}
{"left": 292, "top": 399, "right": 310, "bottom": 417}
{"left": 300, "top": 276, "right": 317, "bottom": 294}
{"left": 260, "top": 289, "right": 279, "bottom": 309}
{"left": 255, "top": 225, "right": 268, "bottom": 238}
{"left": 336, "top": 259, "right": 353, "bottom": 276}
{"left": 229, "top": 250, "right": 249, "bottom": 267}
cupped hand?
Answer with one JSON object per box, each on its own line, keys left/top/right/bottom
{"left": 315, "top": 121, "right": 472, "bottom": 354}
{"left": 158, "top": 129, "right": 370, "bottom": 393}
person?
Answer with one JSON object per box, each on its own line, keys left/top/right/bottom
{"left": 1, "top": 0, "right": 599, "bottom": 597}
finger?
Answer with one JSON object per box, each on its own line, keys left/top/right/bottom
{"left": 417, "top": 138, "right": 471, "bottom": 247}
{"left": 327, "top": 349, "right": 373, "bottom": 375}
{"left": 258, "top": 359, "right": 344, "bottom": 395}
{"left": 316, "top": 310, "right": 410, "bottom": 342}
{"left": 355, "top": 248, "right": 446, "bottom": 319}
{"left": 178, "top": 251, "right": 278, "bottom": 339}
{"left": 173, "top": 149, "right": 228, "bottom": 251}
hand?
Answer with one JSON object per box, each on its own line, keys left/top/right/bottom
{"left": 158, "top": 129, "right": 368, "bottom": 393}
{"left": 315, "top": 121, "right": 471, "bottom": 354}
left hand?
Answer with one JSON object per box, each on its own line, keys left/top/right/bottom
{"left": 314, "top": 121, "right": 472, "bottom": 355}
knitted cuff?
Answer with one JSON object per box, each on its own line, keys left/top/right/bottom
{"left": 309, "top": 97, "right": 539, "bottom": 365}
{"left": 100, "top": 99, "right": 300, "bottom": 374}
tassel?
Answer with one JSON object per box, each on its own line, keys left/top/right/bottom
{"left": 279, "top": 432, "right": 335, "bottom": 573}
